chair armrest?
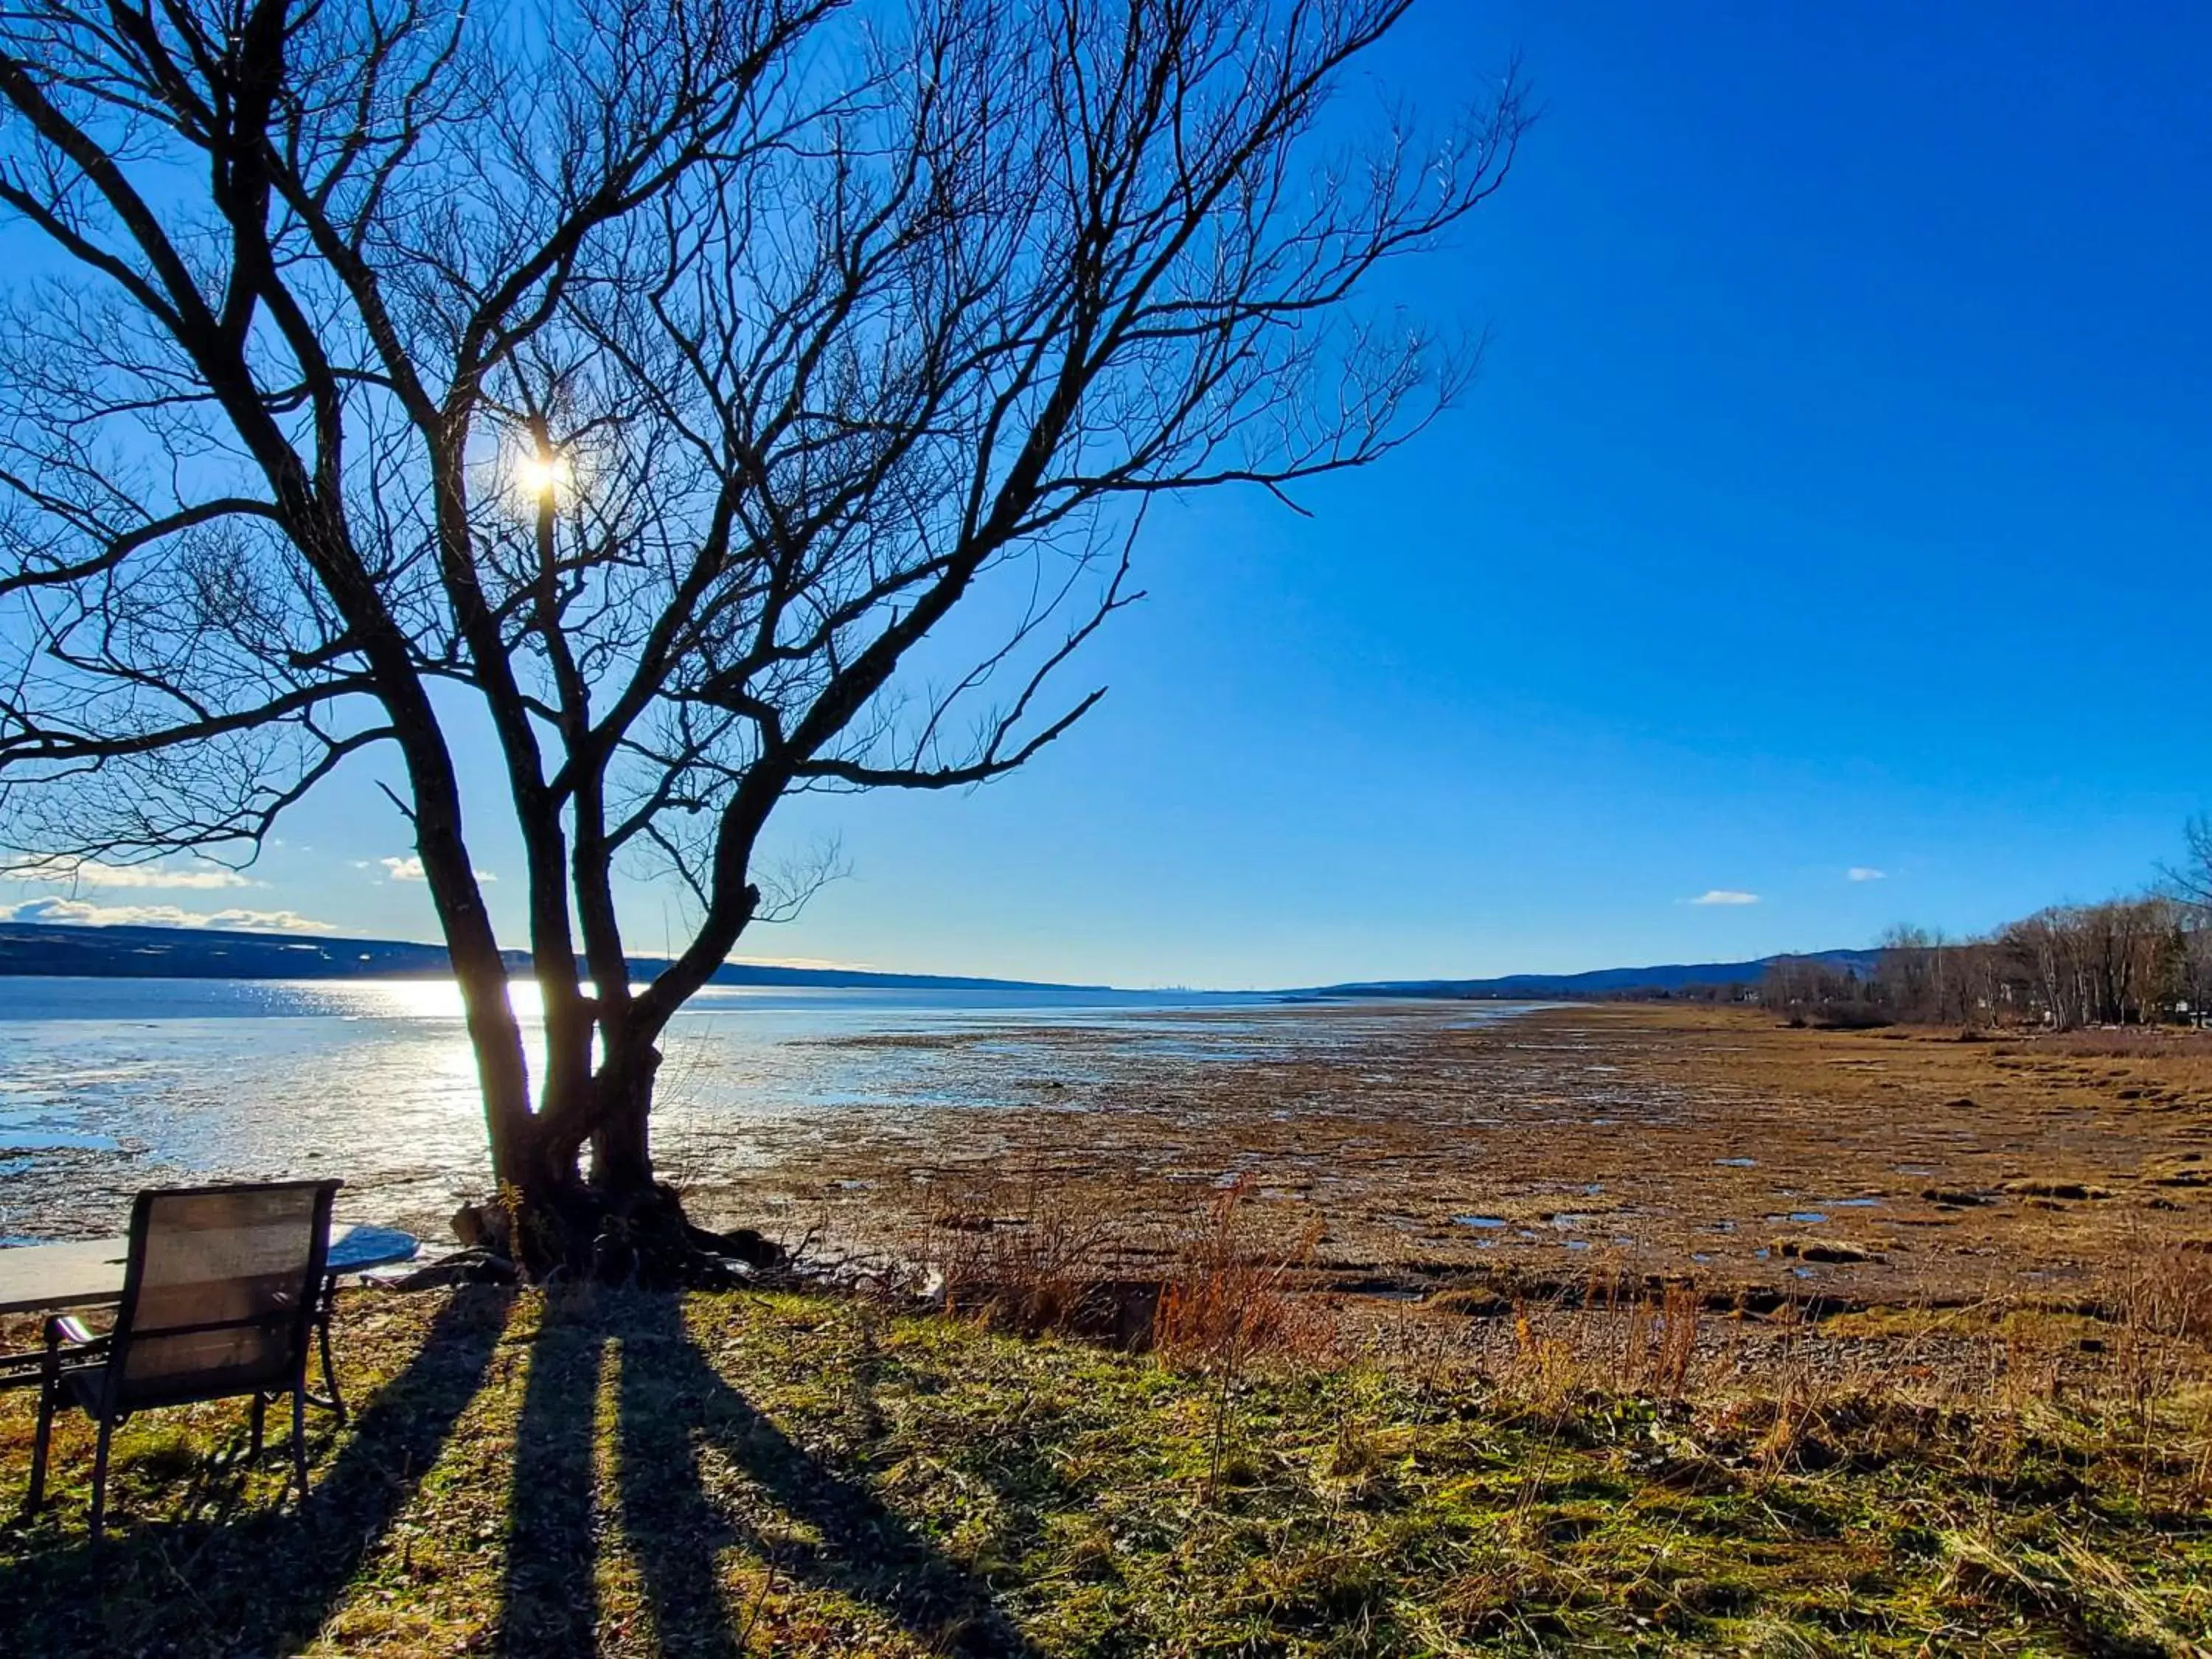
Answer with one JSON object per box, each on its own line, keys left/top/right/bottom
{"left": 45, "top": 1313, "right": 111, "bottom": 1354}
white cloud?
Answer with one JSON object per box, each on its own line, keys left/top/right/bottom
{"left": 6, "top": 897, "right": 333, "bottom": 933}
{"left": 1847, "top": 866, "right": 1886, "bottom": 883}
{"left": 380, "top": 855, "right": 494, "bottom": 883}
{"left": 1688, "top": 889, "right": 1761, "bottom": 906}
{"left": 3, "top": 858, "right": 252, "bottom": 890}
{"left": 206, "top": 908, "right": 334, "bottom": 933}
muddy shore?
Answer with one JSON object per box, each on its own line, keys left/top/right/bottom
{"left": 9, "top": 998, "right": 2209, "bottom": 1321}
{"left": 684, "top": 1001, "right": 2212, "bottom": 1315}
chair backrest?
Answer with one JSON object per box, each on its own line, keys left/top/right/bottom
{"left": 103, "top": 1180, "right": 341, "bottom": 1412}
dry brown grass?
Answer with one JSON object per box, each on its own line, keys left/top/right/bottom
{"left": 919, "top": 1166, "right": 1129, "bottom": 1338}
{"left": 1151, "top": 1178, "right": 1330, "bottom": 1371}
{"left": 1150, "top": 1179, "right": 1332, "bottom": 1499}
{"left": 916, "top": 1167, "right": 1338, "bottom": 1366}
{"left": 915, "top": 1172, "right": 1339, "bottom": 1500}
{"left": 2034, "top": 1026, "right": 2212, "bottom": 1060}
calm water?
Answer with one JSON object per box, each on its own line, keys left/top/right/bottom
{"left": 0, "top": 977, "right": 1287, "bottom": 1238}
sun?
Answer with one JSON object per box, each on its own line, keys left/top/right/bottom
{"left": 512, "top": 450, "right": 571, "bottom": 500}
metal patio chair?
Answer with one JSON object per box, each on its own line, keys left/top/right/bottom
{"left": 24, "top": 1178, "right": 341, "bottom": 1539}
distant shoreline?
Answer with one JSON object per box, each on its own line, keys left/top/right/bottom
{"left": 0, "top": 919, "right": 1110, "bottom": 995}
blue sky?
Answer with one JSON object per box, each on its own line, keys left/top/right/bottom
{"left": 7, "top": 1, "right": 2209, "bottom": 989}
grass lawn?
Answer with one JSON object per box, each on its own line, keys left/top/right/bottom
{"left": 2, "top": 1284, "right": 2208, "bottom": 1655}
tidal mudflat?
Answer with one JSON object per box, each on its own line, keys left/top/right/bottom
{"left": 700, "top": 1001, "right": 2212, "bottom": 1315}
{"left": 7, "top": 987, "right": 2209, "bottom": 1321}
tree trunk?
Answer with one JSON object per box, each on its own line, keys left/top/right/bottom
{"left": 455, "top": 1042, "right": 765, "bottom": 1288}
{"left": 588, "top": 1048, "right": 659, "bottom": 1197}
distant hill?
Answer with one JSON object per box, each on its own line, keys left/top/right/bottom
{"left": 0, "top": 920, "right": 1099, "bottom": 993}
{"left": 1310, "top": 950, "right": 1881, "bottom": 1001}
{"left": 0, "top": 918, "right": 1882, "bottom": 1002}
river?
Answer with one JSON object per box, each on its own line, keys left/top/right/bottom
{"left": 0, "top": 977, "right": 1281, "bottom": 1241}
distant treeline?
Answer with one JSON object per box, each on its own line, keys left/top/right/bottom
{"left": 1762, "top": 820, "right": 2212, "bottom": 1031}
{"left": 1593, "top": 979, "right": 1775, "bottom": 1005}
{"left": 1764, "top": 902, "right": 2209, "bottom": 1030}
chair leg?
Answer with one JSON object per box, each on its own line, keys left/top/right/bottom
{"left": 25, "top": 1374, "right": 55, "bottom": 1514}
{"left": 88, "top": 1417, "right": 113, "bottom": 1543}
{"left": 318, "top": 1307, "right": 347, "bottom": 1425}
{"left": 290, "top": 1386, "right": 309, "bottom": 1499}
{"left": 250, "top": 1392, "right": 266, "bottom": 1455}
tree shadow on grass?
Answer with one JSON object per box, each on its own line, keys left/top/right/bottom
{"left": 0, "top": 1285, "right": 515, "bottom": 1658}
{"left": 497, "top": 1288, "right": 608, "bottom": 1657}
{"left": 499, "top": 1290, "right": 1040, "bottom": 1658}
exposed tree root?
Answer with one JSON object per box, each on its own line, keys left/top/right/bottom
{"left": 428, "top": 1181, "right": 787, "bottom": 1290}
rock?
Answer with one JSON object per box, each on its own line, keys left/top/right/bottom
{"left": 687, "top": 1223, "right": 787, "bottom": 1270}
{"left": 1921, "top": 1188, "right": 1991, "bottom": 1208}
{"left": 2000, "top": 1179, "right": 2111, "bottom": 1201}
{"left": 1774, "top": 1237, "right": 1877, "bottom": 1265}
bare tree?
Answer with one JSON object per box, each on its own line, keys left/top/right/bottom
{"left": 0, "top": 0, "right": 1524, "bottom": 1273}
{"left": 1994, "top": 898, "right": 2178, "bottom": 1031}
{"left": 2155, "top": 815, "right": 2212, "bottom": 1023}
{"left": 2163, "top": 814, "right": 2212, "bottom": 915}
{"left": 1761, "top": 954, "right": 1875, "bottom": 1026}
{"left": 1874, "top": 923, "right": 1938, "bottom": 1020}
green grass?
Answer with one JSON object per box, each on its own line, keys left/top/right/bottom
{"left": 1, "top": 1286, "right": 2208, "bottom": 1655}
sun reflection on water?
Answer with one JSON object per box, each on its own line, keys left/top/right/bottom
{"left": 0, "top": 978, "right": 1303, "bottom": 1238}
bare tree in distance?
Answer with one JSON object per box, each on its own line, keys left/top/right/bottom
{"left": 2163, "top": 815, "right": 2212, "bottom": 914}
{"left": 0, "top": 0, "right": 1526, "bottom": 1275}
